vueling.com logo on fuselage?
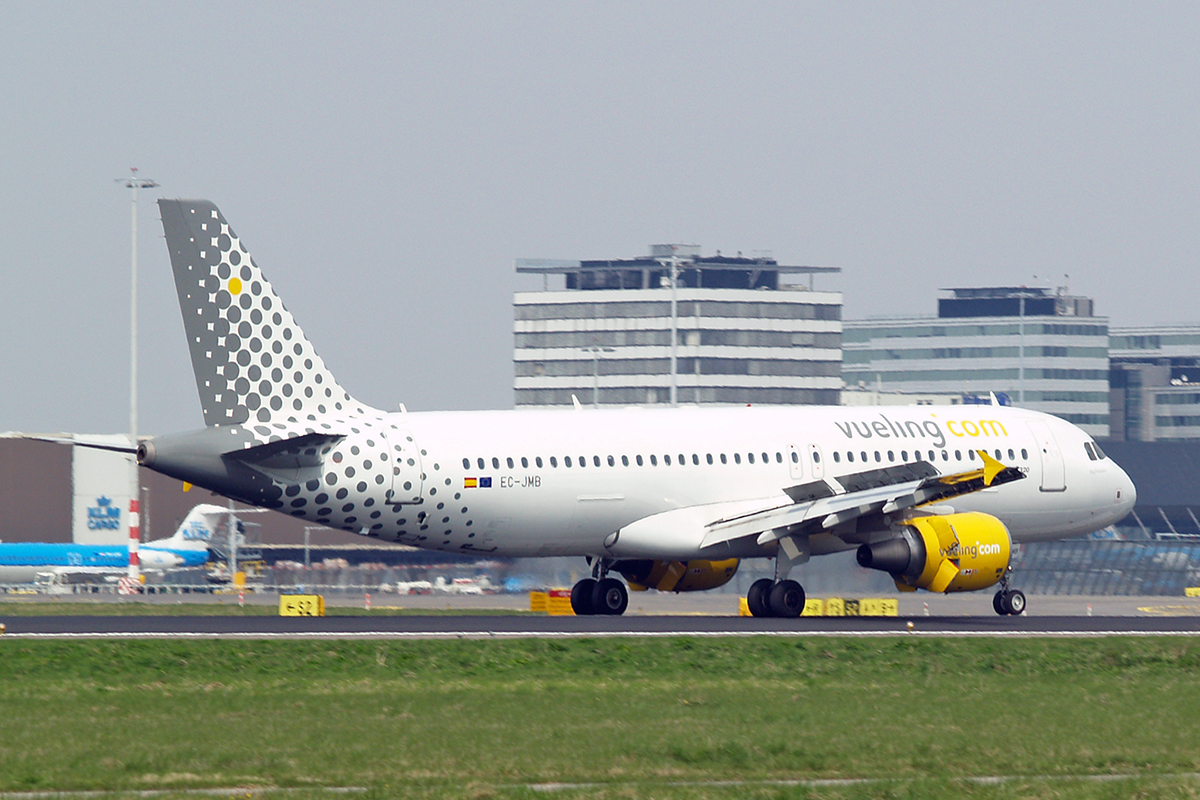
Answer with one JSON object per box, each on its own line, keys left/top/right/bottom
{"left": 833, "top": 414, "right": 1008, "bottom": 450}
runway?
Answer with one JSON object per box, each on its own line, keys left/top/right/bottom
{"left": 4, "top": 611, "right": 1200, "bottom": 638}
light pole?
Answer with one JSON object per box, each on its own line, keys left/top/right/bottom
{"left": 581, "top": 347, "right": 615, "bottom": 406}
{"left": 117, "top": 168, "right": 158, "bottom": 582}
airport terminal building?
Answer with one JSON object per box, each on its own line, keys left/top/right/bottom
{"left": 513, "top": 246, "right": 843, "bottom": 407}
{"left": 843, "top": 287, "right": 1111, "bottom": 438}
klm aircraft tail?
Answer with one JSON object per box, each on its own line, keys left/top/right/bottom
{"left": 158, "top": 199, "right": 369, "bottom": 427}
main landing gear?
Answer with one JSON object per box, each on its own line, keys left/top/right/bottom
{"left": 747, "top": 578, "right": 806, "bottom": 618}
{"left": 570, "top": 560, "right": 629, "bottom": 616}
{"left": 992, "top": 570, "right": 1026, "bottom": 616}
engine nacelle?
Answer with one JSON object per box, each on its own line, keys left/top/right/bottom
{"left": 614, "top": 559, "right": 739, "bottom": 593}
{"left": 856, "top": 512, "right": 1011, "bottom": 593}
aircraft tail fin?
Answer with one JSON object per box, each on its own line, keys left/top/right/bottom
{"left": 157, "top": 199, "right": 368, "bottom": 427}
{"left": 149, "top": 503, "right": 229, "bottom": 551}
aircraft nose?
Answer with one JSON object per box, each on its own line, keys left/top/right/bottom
{"left": 1114, "top": 463, "right": 1137, "bottom": 517}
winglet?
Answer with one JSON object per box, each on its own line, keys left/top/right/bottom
{"left": 977, "top": 449, "right": 1005, "bottom": 486}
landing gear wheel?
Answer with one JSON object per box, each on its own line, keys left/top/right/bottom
{"left": 1002, "top": 589, "right": 1026, "bottom": 616}
{"left": 592, "top": 577, "right": 629, "bottom": 616}
{"left": 768, "top": 579, "right": 805, "bottom": 618}
{"left": 993, "top": 590, "right": 1006, "bottom": 616}
{"left": 571, "top": 578, "right": 596, "bottom": 615}
{"left": 747, "top": 578, "right": 774, "bottom": 617}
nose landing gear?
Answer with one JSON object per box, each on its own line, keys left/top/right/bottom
{"left": 993, "top": 570, "right": 1026, "bottom": 615}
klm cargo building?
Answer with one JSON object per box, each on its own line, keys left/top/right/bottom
{"left": 843, "top": 287, "right": 1110, "bottom": 438}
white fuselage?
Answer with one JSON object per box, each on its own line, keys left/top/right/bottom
{"left": 320, "top": 403, "right": 1134, "bottom": 559}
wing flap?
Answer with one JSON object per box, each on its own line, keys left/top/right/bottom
{"left": 700, "top": 450, "right": 1025, "bottom": 551}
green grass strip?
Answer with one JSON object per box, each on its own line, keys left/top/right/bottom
{"left": 1, "top": 637, "right": 1198, "bottom": 798}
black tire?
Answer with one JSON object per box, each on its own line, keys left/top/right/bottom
{"left": 993, "top": 591, "right": 1006, "bottom": 615}
{"left": 592, "top": 577, "right": 629, "bottom": 616}
{"left": 747, "top": 578, "right": 774, "bottom": 617}
{"left": 570, "top": 578, "right": 596, "bottom": 615}
{"left": 768, "top": 579, "right": 805, "bottom": 618}
{"left": 1003, "top": 590, "right": 1026, "bottom": 616}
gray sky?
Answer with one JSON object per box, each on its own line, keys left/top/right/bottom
{"left": 2, "top": 1, "right": 1197, "bottom": 435}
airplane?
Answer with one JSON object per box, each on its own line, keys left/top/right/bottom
{"left": 134, "top": 198, "right": 1137, "bottom": 617}
{"left": 0, "top": 503, "right": 228, "bottom": 585}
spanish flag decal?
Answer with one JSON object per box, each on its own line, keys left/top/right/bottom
{"left": 464, "top": 477, "right": 478, "bottom": 488}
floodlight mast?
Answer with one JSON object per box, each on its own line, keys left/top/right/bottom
{"left": 117, "top": 168, "right": 158, "bottom": 583}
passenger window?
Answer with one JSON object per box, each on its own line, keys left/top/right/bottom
{"left": 507, "top": 457, "right": 515, "bottom": 469}
{"left": 477, "top": 458, "right": 485, "bottom": 470}
{"left": 777, "top": 452, "right": 784, "bottom": 463}
{"left": 813, "top": 452, "right": 821, "bottom": 464}
{"left": 994, "top": 449, "right": 1002, "bottom": 460}
{"left": 847, "top": 452, "right": 854, "bottom": 463}
{"left": 636, "top": 454, "right": 644, "bottom": 466}
{"left": 592, "top": 455, "right": 601, "bottom": 467}
{"left": 621, "top": 455, "right": 629, "bottom": 466}
{"left": 954, "top": 451, "right": 961, "bottom": 461}
{"left": 462, "top": 458, "right": 470, "bottom": 469}
{"left": 1008, "top": 449, "right": 1015, "bottom": 461}
{"left": 678, "top": 454, "right": 686, "bottom": 465}
{"left": 536, "top": 456, "right": 543, "bottom": 468}
{"left": 860, "top": 451, "right": 867, "bottom": 462}
{"left": 887, "top": 450, "right": 894, "bottom": 462}
{"left": 492, "top": 457, "right": 500, "bottom": 469}
{"left": 941, "top": 450, "right": 949, "bottom": 461}
{"left": 874, "top": 451, "right": 881, "bottom": 463}
{"left": 929, "top": 450, "right": 936, "bottom": 461}
{"left": 706, "top": 454, "right": 714, "bottom": 465}
{"left": 1021, "top": 448, "right": 1028, "bottom": 460}
{"left": 520, "top": 457, "right": 528, "bottom": 468}
{"left": 720, "top": 453, "right": 727, "bottom": 465}
{"left": 833, "top": 452, "right": 840, "bottom": 463}
{"left": 564, "top": 456, "right": 572, "bottom": 467}
{"left": 734, "top": 453, "right": 741, "bottom": 465}
{"left": 550, "top": 456, "right": 558, "bottom": 468}
{"left": 607, "top": 455, "right": 615, "bottom": 467}
{"left": 650, "top": 454, "right": 658, "bottom": 466}
{"left": 748, "top": 453, "right": 756, "bottom": 464}
{"left": 901, "top": 450, "right": 907, "bottom": 461}
{"left": 665, "top": 454, "right": 672, "bottom": 466}
{"left": 791, "top": 451, "right": 799, "bottom": 463}
{"left": 968, "top": 450, "right": 975, "bottom": 461}
{"left": 692, "top": 454, "right": 700, "bottom": 465}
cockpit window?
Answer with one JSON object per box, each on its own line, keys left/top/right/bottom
{"left": 1092, "top": 441, "right": 1107, "bottom": 460}
{"left": 1083, "top": 442, "right": 1098, "bottom": 461}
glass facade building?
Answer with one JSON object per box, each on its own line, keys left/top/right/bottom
{"left": 1109, "top": 325, "right": 1200, "bottom": 441}
{"left": 843, "top": 287, "right": 1110, "bottom": 437}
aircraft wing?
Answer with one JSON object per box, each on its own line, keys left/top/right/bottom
{"left": 698, "top": 450, "right": 1025, "bottom": 551}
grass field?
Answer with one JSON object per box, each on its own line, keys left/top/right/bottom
{"left": 2, "top": 633, "right": 1200, "bottom": 799}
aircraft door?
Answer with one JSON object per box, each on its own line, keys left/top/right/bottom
{"left": 1026, "top": 420, "right": 1065, "bottom": 492}
{"left": 786, "top": 445, "right": 804, "bottom": 481}
{"left": 808, "top": 443, "right": 825, "bottom": 479}
{"left": 384, "top": 428, "right": 424, "bottom": 504}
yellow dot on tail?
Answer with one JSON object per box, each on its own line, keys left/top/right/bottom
{"left": 228, "top": 277, "right": 242, "bottom": 295}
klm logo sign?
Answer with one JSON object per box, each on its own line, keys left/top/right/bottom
{"left": 87, "top": 496, "right": 122, "bottom": 531}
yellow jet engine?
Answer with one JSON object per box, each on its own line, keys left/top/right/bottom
{"left": 855, "top": 511, "right": 1011, "bottom": 593}
{"left": 614, "top": 559, "right": 740, "bottom": 593}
